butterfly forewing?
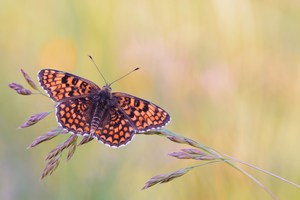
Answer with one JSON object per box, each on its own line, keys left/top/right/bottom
{"left": 38, "top": 69, "right": 100, "bottom": 102}
{"left": 113, "top": 92, "right": 170, "bottom": 132}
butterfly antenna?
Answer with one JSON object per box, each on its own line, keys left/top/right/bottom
{"left": 109, "top": 67, "right": 140, "bottom": 86}
{"left": 88, "top": 55, "right": 107, "bottom": 84}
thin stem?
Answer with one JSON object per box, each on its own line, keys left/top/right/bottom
{"left": 223, "top": 159, "right": 277, "bottom": 200}
{"left": 150, "top": 130, "right": 278, "bottom": 199}
{"left": 222, "top": 153, "right": 300, "bottom": 189}
{"left": 190, "top": 160, "right": 224, "bottom": 168}
{"left": 37, "top": 89, "right": 49, "bottom": 98}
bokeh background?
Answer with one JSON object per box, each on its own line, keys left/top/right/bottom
{"left": 1, "top": 1, "right": 300, "bottom": 199}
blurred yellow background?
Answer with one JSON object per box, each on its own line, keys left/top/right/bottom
{"left": 1, "top": 1, "right": 300, "bottom": 199}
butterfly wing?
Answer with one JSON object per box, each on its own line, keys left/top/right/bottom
{"left": 38, "top": 69, "right": 100, "bottom": 135}
{"left": 56, "top": 97, "right": 94, "bottom": 135}
{"left": 112, "top": 92, "right": 170, "bottom": 132}
{"left": 93, "top": 105, "right": 135, "bottom": 147}
{"left": 38, "top": 69, "right": 100, "bottom": 102}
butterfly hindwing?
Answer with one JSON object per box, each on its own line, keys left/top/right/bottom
{"left": 93, "top": 105, "right": 135, "bottom": 147}
{"left": 56, "top": 97, "right": 94, "bottom": 135}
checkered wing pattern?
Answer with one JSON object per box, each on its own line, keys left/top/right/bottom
{"left": 113, "top": 92, "right": 170, "bottom": 132}
{"left": 38, "top": 69, "right": 171, "bottom": 147}
{"left": 94, "top": 105, "right": 135, "bottom": 147}
{"left": 38, "top": 69, "right": 100, "bottom": 102}
{"left": 56, "top": 97, "right": 93, "bottom": 135}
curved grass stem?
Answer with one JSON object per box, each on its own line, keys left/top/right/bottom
{"left": 144, "top": 129, "right": 299, "bottom": 199}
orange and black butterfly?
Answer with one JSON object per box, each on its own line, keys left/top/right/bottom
{"left": 38, "top": 69, "right": 170, "bottom": 147}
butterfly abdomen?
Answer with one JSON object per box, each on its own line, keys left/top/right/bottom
{"left": 90, "top": 90, "right": 111, "bottom": 134}
{"left": 90, "top": 102, "right": 104, "bottom": 134}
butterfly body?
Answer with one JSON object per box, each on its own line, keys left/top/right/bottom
{"left": 38, "top": 69, "right": 170, "bottom": 147}
{"left": 86, "top": 84, "right": 110, "bottom": 133}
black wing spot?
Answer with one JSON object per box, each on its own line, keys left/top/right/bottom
{"left": 62, "top": 74, "right": 70, "bottom": 83}
{"left": 129, "top": 111, "right": 134, "bottom": 118}
{"left": 142, "top": 103, "right": 149, "bottom": 112}
{"left": 134, "top": 99, "right": 140, "bottom": 107}
{"left": 72, "top": 78, "right": 79, "bottom": 85}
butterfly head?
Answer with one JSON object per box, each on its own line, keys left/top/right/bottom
{"left": 93, "top": 84, "right": 112, "bottom": 105}
{"left": 102, "top": 83, "right": 112, "bottom": 92}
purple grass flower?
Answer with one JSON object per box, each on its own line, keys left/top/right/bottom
{"left": 40, "top": 135, "right": 78, "bottom": 179}
{"left": 20, "top": 69, "right": 38, "bottom": 90}
{"left": 169, "top": 148, "right": 215, "bottom": 160}
{"left": 78, "top": 136, "right": 94, "bottom": 146}
{"left": 19, "top": 112, "right": 50, "bottom": 128}
{"left": 8, "top": 83, "right": 32, "bottom": 95}
{"left": 142, "top": 167, "right": 192, "bottom": 189}
{"left": 67, "top": 139, "right": 77, "bottom": 161}
{"left": 41, "top": 155, "right": 61, "bottom": 179}
{"left": 46, "top": 135, "right": 78, "bottom": 160}
{"left": 27, "top": 128, "right": 67, "bottom": 149}
{"left": 181, "top": 148, "right": 206, "bottom": 155}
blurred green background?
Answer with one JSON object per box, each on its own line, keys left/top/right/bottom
{"left": 2, "top": 0, "right": 300, "bottom": 199}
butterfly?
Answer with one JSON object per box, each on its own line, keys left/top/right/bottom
{"left": 38, "top": 69, "right": 170, "bottom": 147}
